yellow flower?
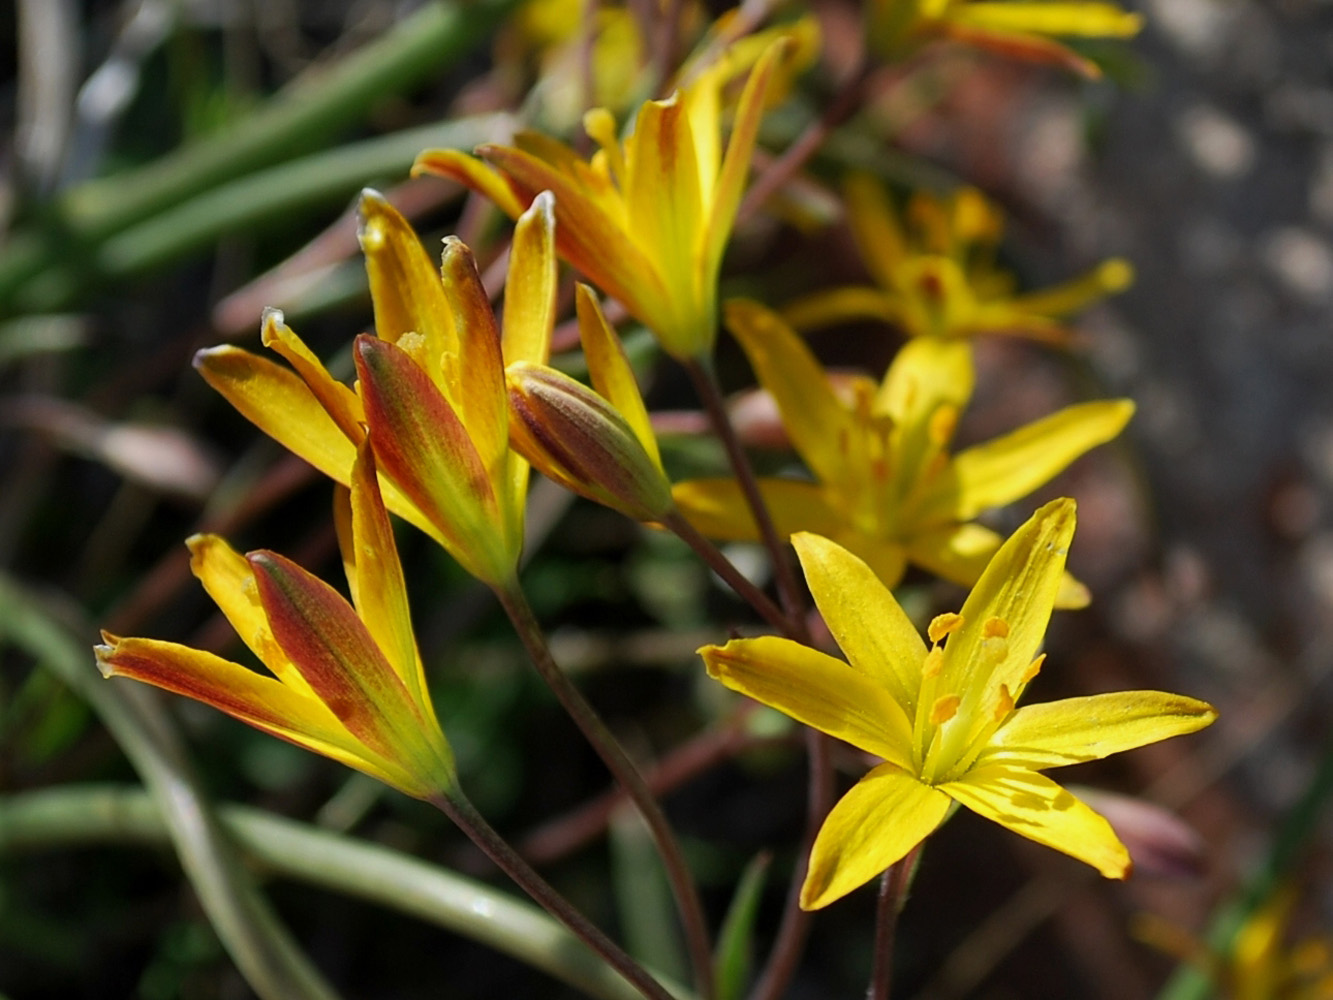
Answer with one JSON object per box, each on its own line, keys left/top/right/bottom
{"left": 672, "top": 300, "right": 1133, "bottom": 605}
{"left": 413, "top": 26, "right": 811, "bottom": 360}
{"left": 869, "top": 0, "right": 1142, "bottom": 76}
{"left": 699, "top": 498, "right": 1217, "bottom": 909}
{"left": 1232, "top": 888, "right": 1333, "bottom": 1000}
{"left": 194, "top": 190, "right": 557, "bottom": 588}
{"left": 784, "top": 176, "right": 1133, "bottom": 343}
{"left": 97, "top": 443, "right": 456, "bottom": 800}
{"left": 507, "top": 284, "right": 673, "bottom": 521}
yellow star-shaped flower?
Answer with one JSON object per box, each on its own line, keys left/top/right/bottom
{"left": 97, "top": 443, "right": 456, "bottom": 800}
{"left": 700, "top": 498, "right": 1217, "bottom": 909}
{"left": 784, "top": 175, "right": 1133, "bottom": 344}
{"left": 673, "top": 300, "right": 1133, "bottom": 604}
{"left": 870, "top": 0, "right": 1142, "bottom": 77}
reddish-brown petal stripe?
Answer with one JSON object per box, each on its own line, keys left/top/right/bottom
{"left": 248, "top": 549, "right": 417, "bottom": 758}
{"left": 354, "top": 336, "right": 511, "bottom": 583}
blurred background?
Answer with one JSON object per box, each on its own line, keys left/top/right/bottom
{"left": 1, "top": 1, "right": 1330, "bottom": 997}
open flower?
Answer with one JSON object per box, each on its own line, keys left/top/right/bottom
{"left": 784, "top": 176, "right": 1133, "bottom": 343}
{"left": 97, "top": 443, "right": 456, "bottom": 800}
{"left": 672, "top": 300, "right": 1133, "bottom": 605}
{"left": 507, "top": 284, "right": 673, "bottom": 521}
{"left": 194, "top": 190, "right": 557, "bottom": 587}
{"left": 869, "top": 0, "right": 1142, "bottom": 77}
{"left": 699, "top": 499, "right": 1217, "bottom": 908}
{"left": 414, "top": 26, "right": 810, "bottom": 360}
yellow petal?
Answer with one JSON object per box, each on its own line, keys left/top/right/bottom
{"left": 801, "top": 763, "right": 951, "bottom": 909}
{"left": 878, "top": 337, "right": 976, "bottom": 502}
{"left": 575, "top": 284, "right": 662, "bottom": 468}
{"left": 932, "top": 22, "right": 1102, "bottom": 77}
{"left": 724, "top": 300, "right": 858, "bottom": 487}
{"left": 843, "top": 173, "right": 908, "bottom": 291}
{"left": 671, "top": 477, "right": 843, "bottom": 542}
{"left": 260, "top": 309, "right": 365, "bottom": 443}
{"left": 780, "top": 286, "right": 903, "bottom": 333}
{"left": 791, "top": 532, "right": 927, "bottom": 713}
{"left": 186, "top": 533, "right": 314, "bottom": 698}
{"left": 944, "top": 399, "right": 1134, "bottom": 518}
{"left": 944, "top": 499, "right": 1076, "bottom": 706}
{"left": 412, "top": 148, "right": 527, "bottom": 220}
{"left": 482, "top": 143, "right": 672, "bottom": 333}
{"left": 194, "top": 345, "right": 357, "bottom": 486}
{"left": 440, "top": 236, "right": 507, "bottom": 474}
{"left": 705, "top": 38, "right": 786, "bottom": 282}
{"left": 984, "top": 691, "right": 1217, "bottom": 769}
{"left": 1008, "top": 258, "right": 1134, "bottom": 317}
{"left": 358, "top": 189, "right": 455, "bottom": 372}
{"left": 906, "top": 522, "right": 1091, "bottom": 610}
{"left": 95, "top": 635, "right": 421, "bottom": 794}
{"left": 951, "top": 3, "right": 1143, "bottom": 39}
{"left": 941, "top": 764, "right": 1131, "bottom": 878}
{"left": 346, "top": 441, "right": 427, "bottom": 705}
{"left": 700, "top": 636, "right": 914, "bottom": 767}
{"left": 503, "top": 191, "right": 558, "bottom": 368}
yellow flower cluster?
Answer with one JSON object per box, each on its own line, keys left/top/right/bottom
{"left": 98, "top": 1, "right": 1212, "bottom": 954}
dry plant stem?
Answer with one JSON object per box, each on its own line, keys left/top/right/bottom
{"left": 522, "top": 706, "right": 760, "bottom": 865}
{"left": 663, "top": 511, "right": 788, "bottom": 633}
{"left": 868, "top": 845, "right": 921, "bottom": 1000}
{"left": 429, "top": 790, "right": 678, "bottom": 1000}
{"left": 737, "top": 62, "right": 871, "bottom": 225}
{"left": 746, "top": 728, "right": 833, "bottom": 1000}
{"left": 681, "top": 356, "right": 806, "bottom": 638}
{"left": 498, "top": 582, "right": 716, "bottom": 1000}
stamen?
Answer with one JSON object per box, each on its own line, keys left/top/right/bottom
{"left": 982, "top": 617, "right": 1009, "bottom": 639}
{"left": 928, "top": 612, "right": 964, "bottom": 644}
{"left": 993, "top": 684, "right": 1014, "bottom": 721}
{"left": 922, "top": 646, "right": 944, "bottom": 678}
{"left": 583, "top": 108, "right": 626, "bottom": 188}
{"left": 930, "top": 694, "right": 960, "bottom": 725}
{"left": 1022, "top": 654, "right": 1046, "bottom": 685}
{"left": 927, "top": 405, "right": 957, "bottom": 447}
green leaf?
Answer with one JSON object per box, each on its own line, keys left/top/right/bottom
{"left": 713, "top": 853, "right": 770, "bottom": 1000}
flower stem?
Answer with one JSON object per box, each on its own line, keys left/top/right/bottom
{"left": 746, "top": 729, "right": 832, "bottom": 1000}
{"left": 663, "top": 511, "right": 789, "bottom": 633}
{"left": 498, "top": 581, "right": 716, "bottom": 1000}
{"left": 867, "top": 845, "right": 923, "bottom": 1000}
{"left": 681, "top": 355, "right": 806, "bottom": 638}
{"left": 430, "top": 789, "right": 679, "bottom": 1000}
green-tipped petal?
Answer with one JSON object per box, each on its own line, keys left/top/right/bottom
{"left": 941, "top": 765, "right": 1131, "bottom": 878}
{"left": 791, "top": 532, "right": 927, "bottom": 711}
{"left": 576, "top": 284, "right": 661, "bottom": 468}
{"left": 359, "top": 189, "right": 455, "bottom": 370}
{"left": 194, "top": 345, "right": 357, "bottom": 486}
{"left": 801, "top": 763, "right": 951, "bottom": 909}
{"left": 943, "top": 400, "right": 1134, "bottom": 518}
{"left": 725, "top": 300, "right": 857, "bottom": 485}
{"left": 412, "top": 148, "right": 527, "bottom": 219}
{"left": 985, "top": 691, "right": 1217, "bottom": 770}
{"left": 700, "top": 636, "right": 914, "bottom": 767}
{"left": 503, "top": 191, "right": 558, "bottom": 368}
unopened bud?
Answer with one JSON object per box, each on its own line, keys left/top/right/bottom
{"left": 507, "top": 362, "right": 674, "bottom": 521}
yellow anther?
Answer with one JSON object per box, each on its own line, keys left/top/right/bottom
{"left": 928, "top": 612, "right": 964, "bottom": 644}
{"left": 982, "top": 617, "right": 1010, "bottom": 639}
{"left": 993, "top": 684, "right": 1014, "bottom": 721}
{"left": 922, "top": 646, "right": 944, "bottom": 678}
{"left": 930, "top": 694, "right": 960, "bottom": 725}
{"left": 927, "top": 405, "right": 958, "bottom": 447}
{"left": 1022, "top": 654, "right": 1046, "bottom": 685}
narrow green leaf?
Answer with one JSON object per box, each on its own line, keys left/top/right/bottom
{"left": 713, "top": 853, "right": 770, "bottom": 1000}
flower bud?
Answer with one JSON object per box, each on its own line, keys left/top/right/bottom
{"left": 507, "top": 361, "right": 673, "bottom": 521}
